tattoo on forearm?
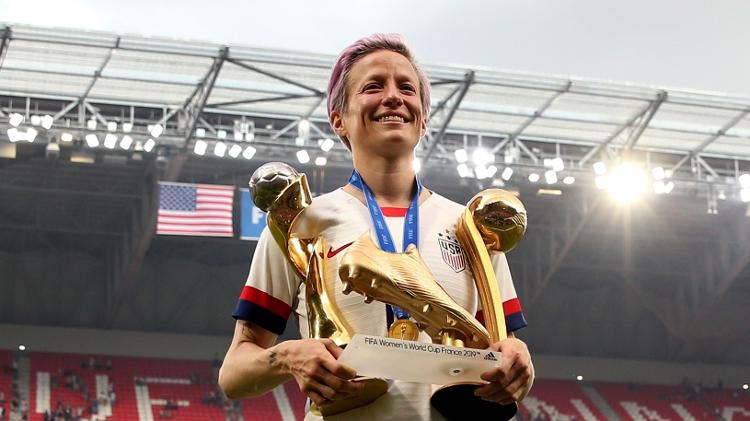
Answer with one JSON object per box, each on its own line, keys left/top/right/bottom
{"left": 269, "top": 351, "right": 279, "bottom": 367}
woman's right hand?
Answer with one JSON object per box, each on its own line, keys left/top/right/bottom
{"left": 275, "top": 338, "right": 365, "bottom": 407}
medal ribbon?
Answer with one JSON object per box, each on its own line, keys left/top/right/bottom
{"left": 348, "top": 170, "right": 421, "bottom": 325}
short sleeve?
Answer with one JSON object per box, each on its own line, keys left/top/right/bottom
{"left": 231, "top": 227, "right": 301, "bottom": 335}
{"left": 475, "top": 251, "right": 528, "bottom": 333}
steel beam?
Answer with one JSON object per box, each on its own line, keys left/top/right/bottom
{"left": 670, "top": 108, "right": 750, "bottom": 174}
{"left": 80, "top": 37, "right": 120, "bottom": 103}
{"left": 227, "top": 58, "right": 323, "bottom": 96}
{"left": 624, "top": 91, "right": 667, "bottom": 151}
{"left": 181, "top": 47, "right": 228, "bottom": 152}
{"left": 530, "top": 196, "right": 604, "bottom": 305}
{"left": 0, "top": 25, "right": 10, "bottom": 69}
{"left": 107, "top": 163, "right": 159, "bottom": 325}
{"left": 579, "top": 98, "right": 661, "bottom": 167}
{"left": 423, "top": 70, "right": 474, "bottom": 164}
{"left": 206, "top": 93, "right": 314, "bottom": 108}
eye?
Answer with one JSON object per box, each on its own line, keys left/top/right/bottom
{"left": 400, "top": 83, "right": 417, "bottom": 93}
{"left": 362, "top": 82, "right": 381, "bottom": 92}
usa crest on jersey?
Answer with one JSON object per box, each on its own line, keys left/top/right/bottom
{"left": 438, "top": 233, "right": 466, "bottom": 273}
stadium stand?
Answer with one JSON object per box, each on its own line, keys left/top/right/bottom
{"left": 593, "top": 382, "right": 712, "bottom": 420}
{"left": 702, "top": 387, "right": 750, "bottom": 421}
{"left": 8, "top": 348, "right": 750, "bottom": 420}
{"left": 1, "top": 350, "right": 13, "bottom": 420}
{"left": 520, "top": 379, "right": 606, "bottom": 420}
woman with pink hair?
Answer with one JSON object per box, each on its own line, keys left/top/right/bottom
{"left": 220, "top": 34, "right": 533, "bottom": 420}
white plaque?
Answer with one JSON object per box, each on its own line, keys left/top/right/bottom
{"left": 339, "top": 334, "right": 501, "bottom": 385}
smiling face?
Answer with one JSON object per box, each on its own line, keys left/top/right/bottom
{"left": 330, "top": 50, "right": 427, "bottom": 162}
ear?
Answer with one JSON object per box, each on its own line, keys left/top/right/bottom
{"left": 419, "top": 116, "right": 427, "bottom": 139}
{"left": 330, "top": 110, "right": 348, "bottom": 139}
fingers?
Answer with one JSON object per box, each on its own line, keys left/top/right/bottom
{"left": 293, "top": 340, "right": 364, "bottom": 402}
{"left": 475, "top": 338, "right": 534, "bottom": 404}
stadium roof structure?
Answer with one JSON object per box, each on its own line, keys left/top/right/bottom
{"left": 1, "top": 23, "right": 749, "bottom": 366}
{"left": 1, "top": 23, "right": 750, "bottom": 183}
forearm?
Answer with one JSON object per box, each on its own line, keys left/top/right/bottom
{"left": 219, "top": 340, "right": 292, "bottom": 399}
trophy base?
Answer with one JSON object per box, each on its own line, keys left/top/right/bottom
{"left": 310, "top": 377, "right": 389, "bottom": 416}
{"left": 431, "top": 383, "right": 518, "bottom": 421}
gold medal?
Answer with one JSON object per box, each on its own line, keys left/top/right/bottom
{"left": 388, "top": 319, "right": 420, "bottom": 341}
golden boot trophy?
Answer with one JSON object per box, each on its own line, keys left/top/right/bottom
{"left": 337, "top": 189, "right": 526, "bottom": 420}
{"left": 249, "top": 162, "right": 388, "bottom": 416}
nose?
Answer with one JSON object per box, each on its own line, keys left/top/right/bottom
{"left": 382, "top": 82, "right": 403, "bottom": 108}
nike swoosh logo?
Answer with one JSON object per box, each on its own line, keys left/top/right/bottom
{"left": 327, "top": 242, "right": 354, "bottom": 258}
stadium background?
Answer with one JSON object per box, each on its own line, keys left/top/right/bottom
{"left": 0, "top": 16, "right": 749, "bottom": 421}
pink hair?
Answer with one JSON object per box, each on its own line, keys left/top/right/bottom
{"left": 326, "top": 33, "right": 431, "bottom": 150}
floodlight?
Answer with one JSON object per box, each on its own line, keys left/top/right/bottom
{"left": 245, "top": 132, "right": 255, "bottom": 142}
{"left": 85, "top": 134, "right": 99, "bottom": 147}
{"left": 652, "top": 166, "right": 665, "bottom": 180}
{"left": 193, "top": 140, "right": 207, "bottom": 156}
{"left": 739, "top": 174, "right": 750, "bottom": 189}
{"left": 61, "top": 132, "right": 73, "bottom": 143}
{"left": 664, "top": 182, "right": 675, "bottom": 194}
{"left": 413, "top": 158, "right": 421, "bottom": 173}
{"left": 119, "top": 135, "right": 133, "bottom": 150}
{"left": 544, "top": 170, "right": 557, "bottom": 184}
{"left": 41, "top": 115, "right": 54, "bottom": 130}
{"left": 320, "top": 138, "right": 335, "bottom": 152}
{"left": 122, "top": 122, "right": 133, "bottom": 133}
{"left": 298, "top": 119, "right": 311, "bottom": 139}
{"left": 472, "top": 148, "right": 494, "bottom": 166}
{"left": 87, "top": 118, "right": 97, "bottom": 130}
{"left": 595, "top": 176, "right": 607, "bottom": 189}
{"left": 7, "top": 128, "right": 22, "bottom": 142}
{"left": 653, "top": 181, "right": 666, "bottom": 194}
{"left": 501, "top": 167, "right": 513, "bottom": 181}
{"left": 213, "top": 141, "right": 227, "bottom": 157}
{"left": 607, "top": 163, "right": 646, "bottom": 203}
{"left": 593, "top": 161, "right": 607, "bottom": 175}
{"left": 196, "top": 128, "right": 206, "bottom": 138}
{"left": 233, "top": 130, "right": 243, "bottom": 141}
{"left": 103, "top": 134, "right": 117, "bottom": 149}
{"left": 457, "top": 163, "right": 471, "bottom": 178}
{"left": 217, "top": 129, "right": 227, "bottom": 139}
{"left": 107, "top": 121, "right": 117, "bottom": 132}
{"left": 143, "top": 138, "right": 156, "bottom": 152}
{"left": 563, "top": 176, "right": 575, "bottom": 185}
{"left": 296, "top": 150, "right": 310, "bottom": 164}
{"left": 576, "top": 375, "right": 583, "bottom": 381}
{"left": 30, "top": 115, "right": 41, "bottom": 126}
{"left": 242, "top": 145, "right": 256, "bottom": 160}
{"left": 475, "top": 165, "right": 489, "bottom": 180}
{"left": 26, "top": 128, "right": 38, "bottom": 142}
{"left": 486, "top": 165, "right": 498, "bottom": 178}
{"left": 551, "top": 157, "right": 564, "bottom": 172}
{"left": 315, "top": 156, "right": 327, "bottom": 167}
{"left": 741, "top": 189, "right": 750, "bottom": 203}
{"left": 742, "top": 384, "right": 748, "bottom": 390}
{"left": 528, "top": 173, "right": 540, "bottom": 183}
{"left": 18, "top": 345, "right": 26, "bottom": 351}
{"left": 9, "top": 113, "right": 24, "bottom": 127}
{"left": 455, "top": 148, "right": 468, "bottom": 163}
{"left": 228, "top": 144, "right": 242, "bottom": 158}
{"left": 150, "top": 124, "right": 164, "bottom": 138}
{"left": 295, "top": 136, "right": 305, "bottom": 146}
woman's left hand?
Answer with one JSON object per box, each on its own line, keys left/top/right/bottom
{"left": 474, "top": 336, "right": 534, "bottom": 405}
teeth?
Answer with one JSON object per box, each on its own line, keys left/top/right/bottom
{"left": 378, "top": 115, "right": 404, "bottom": 123}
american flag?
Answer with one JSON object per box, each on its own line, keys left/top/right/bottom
{"left": 157, "top": 182, "right": 234, "bottom": 237}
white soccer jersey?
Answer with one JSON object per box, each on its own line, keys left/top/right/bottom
{"left": 233, "top": 188, "right": 527, "bottom": 420}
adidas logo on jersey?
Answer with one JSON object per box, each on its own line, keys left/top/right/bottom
{"left": 484, "top": 352, "right": 498, "bottom": 361}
